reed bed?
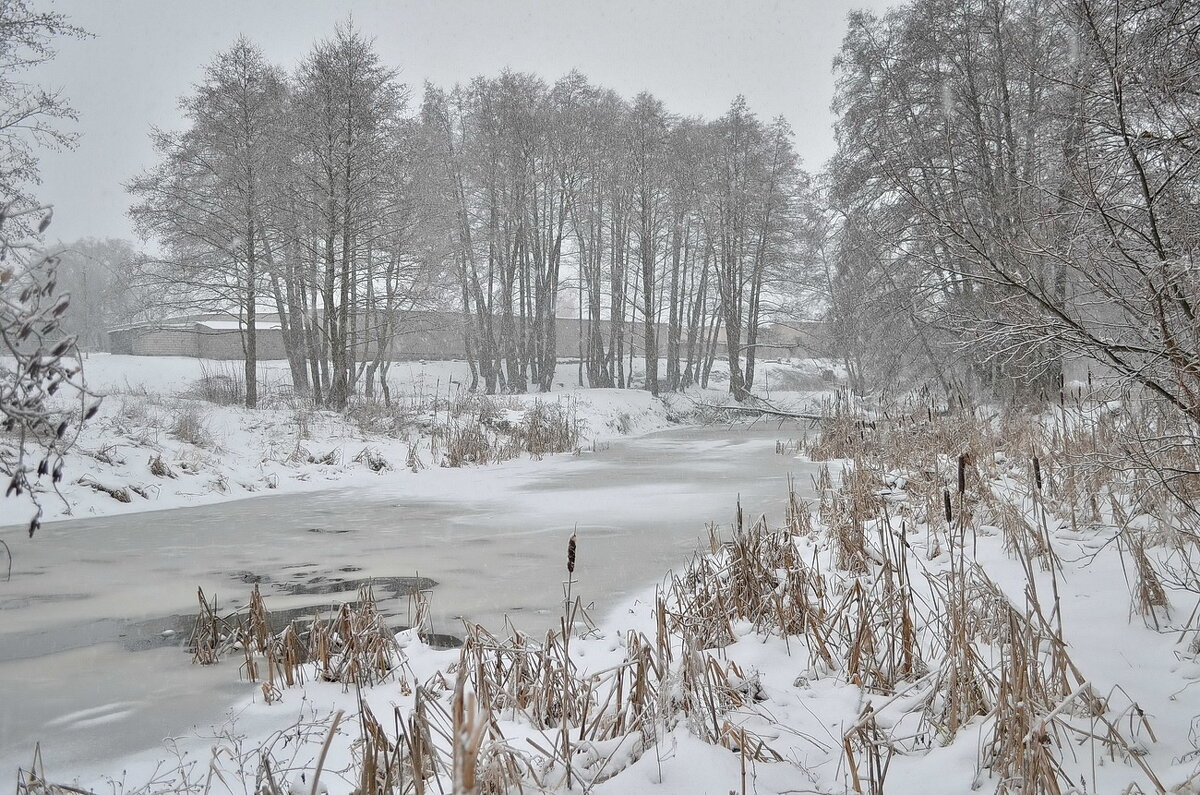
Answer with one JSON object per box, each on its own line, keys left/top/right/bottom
{"left": 350, "top": 390, "right": 582, "bottom": 469}
{"left": 191, "top": 582, "right": 407, "bottom": 697}
{"left": 796, "top": 390, "right": 1189, "bottom": 792}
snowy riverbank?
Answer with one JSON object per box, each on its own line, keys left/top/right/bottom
{"left": 14, "top": 397, "right": 1200, "bottom": 794}
{"left": 3, "top": 354, "right": 838, "bottom": 530}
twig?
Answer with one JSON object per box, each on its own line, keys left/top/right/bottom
{"left": 310, "top": 709, "right": 344, "bottom": 795}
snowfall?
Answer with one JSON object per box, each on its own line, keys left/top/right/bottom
{"left": 1, "top": 354, "right": 1198, "bottom": 794}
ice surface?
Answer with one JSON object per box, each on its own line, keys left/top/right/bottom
{"left": 0, "top": 424, "right": 816, "bottom": 779}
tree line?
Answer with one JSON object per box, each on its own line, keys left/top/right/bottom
{"left": 127, "top": 26, "right": 809, "bottom": 409}
{"left": 75, "top": 0, "right": 1200, "bottom": 431}
{"left": 823, "top": 0, "right": 1199, "bottom": 426}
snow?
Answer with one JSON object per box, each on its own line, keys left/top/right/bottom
{"left": 5, "top": 354, "right": 1193, "bottom": 793}
{"left": 1, "top": 354, "right": 840, "bottom": 528}
{"left": 33, "top": 507, "right": 1193, "bottom": 794}
{"left": 195, "top": 320, "right": 282, "bottom": 330}
{"left": 0, "top": 356, "right": 653, "bottom": 527}
{"left": 1, "top": 353, "right": 838, "bottom": 786}
{"left": 0, "top": 426, "right": 815, "bottom": 779}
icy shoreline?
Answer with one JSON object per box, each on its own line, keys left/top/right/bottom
{"left": 7, "top": 355, "right": 787, "bottom": 531}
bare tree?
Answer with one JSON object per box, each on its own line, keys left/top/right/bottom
{"left": 827, "top": 0, "right": 1200, "bottom": 426}
{"left": 51, "top": 237, "right": 142, "bottom": 351}
{"left": 628, "top": 92, "right": 671, "bottom": 396}
{"left": 0, "top": 0, "right": 86, "bottom": 214}
{"left": 291, "top": 22, "right": 408, "bottom": 409}
{"left": 123, "top": 28, "right": 819, "bottom": 407}
{"left": 1, "top": 2, "right": 93, "bottom": 534}
{"left": 701, "top": 98, "right": 804, "bottom": 401}
{"left": 128, "top": 37, "right": 288, "bottom": 407}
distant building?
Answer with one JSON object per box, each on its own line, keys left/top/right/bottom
{"left": 109, "top": 315, "right": 285, "bottom": 359}
{"left": 109, "top": 312, "right": 827, "bottom": 362}
{"left": 109, "top": 312, "right": 473, "bottom": 360}
{"left": 754, "top": 321, "right": 830, "bottom": 359}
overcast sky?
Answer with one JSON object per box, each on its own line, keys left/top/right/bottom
{"left": 32, "top": 0, "right": 895, "bottom": 245}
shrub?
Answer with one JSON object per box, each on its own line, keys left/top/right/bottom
{"left": 192, "top": 361, "right": 245, "bottom": 406}
{"left": 169, "top": 403, "right": 212, "bottom": 448}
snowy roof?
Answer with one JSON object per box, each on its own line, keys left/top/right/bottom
{"left": 196, "top": 320, "right": 282, "bottom": 331}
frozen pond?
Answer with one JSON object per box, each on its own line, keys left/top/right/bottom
{"left": 0, "top": 424, "right": 818, "bottom": 780}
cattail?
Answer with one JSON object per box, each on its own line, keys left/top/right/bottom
{"left": 943, "top": 489, "right": 953, "bottom": 524}
{"left": 957, "top": 454, "right": 967, "bottom": 494}
{"left": 567, "top": 532, "right": 577, "bottom": 574}
{"left": 1032, "top": 456, "right": 1043, "bottom": 491}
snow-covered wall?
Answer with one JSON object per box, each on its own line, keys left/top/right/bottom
{"left": 110, "top": 313, "right": 830, "bottom": 361}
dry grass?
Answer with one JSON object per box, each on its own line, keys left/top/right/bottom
{"left": 795, "top": 391, "right": 1189, "bottom": 792}
{"left": 347, "top": 387, "right": 581, "bottom": 471}
{"left": 21, "top": 389, "right": 1198, "bottom": 794}
{"left": 190, "top": 361, "right": 245, "bottom": 406}
{"left": 168, "top": 403, "right": 212, "bottom": 448}
{"left": 190, "top": 583, "right": 405, "bottom": 695}
{"left": 436, "top": 395, "right": 580, "bottom": 468}
{"left": 164, "top": 392, "right": 1185, "bottom": 792}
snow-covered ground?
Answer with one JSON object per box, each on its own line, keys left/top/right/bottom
{"left": 1, "top": 423, "right": 818, "bottom": 785}
{"left": 2, "top": 354, "right": 837, "bottom": 528}
{"left": 1, "top": 353, "right": 840, "bottom": 788}
{"left": 7, "top": 356, "right": 1192, "bottom": 794}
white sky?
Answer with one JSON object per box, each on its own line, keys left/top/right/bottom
{"left": 32, "top": 0, "right": 896, "bottom": 244}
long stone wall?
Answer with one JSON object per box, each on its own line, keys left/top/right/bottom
{"left": 128, "top": 328, "right": 199, "bottom": 357}
{"left": 111, "top": 325, "right": 280, "bottom": 359}
{"left": 111, "top": 313, "right": 829, "bottom": 361}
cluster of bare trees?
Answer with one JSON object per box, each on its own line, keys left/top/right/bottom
{"left": 128, "top": 31, "right": 431, "bottom": 410}
{"left": 423, "top": 78, "right": 806, "bottom": 400}
{"left": 128, "top": 26, "right": 809, "bottom": 408}
{"left": 824, "top": 0, "right": 1199, "bottom": 419}
{"left": 48, "top": 238, "right": 143, "bottom": 351}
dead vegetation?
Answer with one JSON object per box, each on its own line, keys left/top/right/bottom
{"left": 795, "top": 390, "right": 1197, "bottom": 792}
{"left": 432, "top": 393, "right": 582, "bottom": 468}
{"left": 20, "top": 390, "right": 1200, "bottom": 794}
{"left": 327, "top": 389, "right": 583, "bottom": 469}
{"left": 67, "top": 382, "right": 589, "bottom": 515}
{"left": 191, "top": 583, "right": 412, "bottom": 696}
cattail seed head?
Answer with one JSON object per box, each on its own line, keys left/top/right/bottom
{"left": 943, "top": 489, "right": 953, "bottom": 524}
{"left": 567, "top": 533, "right": 577, "bottom": 574}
